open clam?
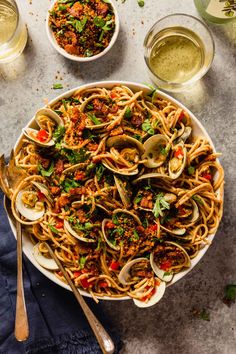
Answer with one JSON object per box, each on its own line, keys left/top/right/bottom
{"left": 176, "top": 126, "right": 192, "bottom": 143}
{"left": 22, "top": 108, "right": 64, "bottom": 147}
{"left": 168, "top": 141, "right": 187, "bottom": 179}
{"left": 16, "top": 189, "right": 45, "bottom": 221}
{"left": 118, "top": 257, "right": 166, "bottom": 308}
{"left": 80, "top": 94, "right": 113, "bottom": 130}
{"left": 102, "top": 135, "right": 144, "bottom": 176}
{"left": 31, "top": 181, "right": 54, "bottom": 204}
{"left": 102, "top": 209, "right": 141, "bottom": 251}
{"left": 33, "top": 243, "right": 58, "bottom": 270}
{"left": 114, "top": 176, "right": 131, "bottom": 209}
{"left": 150, "top": 241, "right": 191, "bottom": 282}
{"left": 142, "top": 134, "right": 169, "bottom": 168}
{"left": 133, "top": 172, "right": 172, "bottom": 184}
{"left": 64, "top": 219, "right": 97, "bottom": 243}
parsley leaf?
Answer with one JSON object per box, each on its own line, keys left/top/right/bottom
{"left": 88, "top": 113, "right": 101, "bottom": 125}
{"left": 152, "top": 193, "right": 170, "bottom": 218}
{"left": 124, "top": 107, "right": 132, "bottom": 119}
{"left": 52, "top": 83, "right": 63, "bottom": 89}
{"left": 68, "top": 17, "right": 87, "bottom": 33}
{"left": 96, "top": 164, "right": 105, "bottom": 181}
{"left": 137, "top": 0, "right": 145, "bottom": 7}
{"left": 53, "top": 126, "right": 65, "bottom": 142}
{"left": 60, "top": 178, "right": 81, "bottom": 193}
{"left": 94, "top": 16, "right": 106, "bottom": 28}
{"left": 133, "top": 230, "right": 139, "bottom": 240}
{"left": 142, "top": 119, "right": 155, "bottom": 135}
{"left": 199, "top": 309, "right": 210, "bottom": 321}
{"left": 112, "top": 214, "right": 119, "bottom": 225}
{"left": 192, "top": 195, "right": 204, "bottom": 205}
{"left": 134, "top": 194, "right": 142, "bottom": 204}
{"left": 79, "top": 256, "right": 87, "bottom": 269}
{"left": 38, "top": 161, "right": 54, "bottom": 177}
{"left": 188, "top": 166, "right": 195, "bottom": 175}
{"left": 48, "top": 223, "right": 59, "bottom": 234}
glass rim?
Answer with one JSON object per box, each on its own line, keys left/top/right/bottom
{"left": 143, "top": 13, "right": 215, "bottom": 88}
{"left": 0, "top": 0, "right": 20, "bottom": 47}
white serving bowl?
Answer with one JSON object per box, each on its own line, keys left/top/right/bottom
{"left": 9, "top": 81, "right": 223, "bottom": 301}
{"left": 46, "top": 0, "right": 120, "bottom": 62}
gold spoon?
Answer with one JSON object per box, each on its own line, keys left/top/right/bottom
{"left": 44, "top": 242, "right": 115, "bottom": 354}
{"left": 1, "top": 153, "right": 29, "bottom": 341}
{"left": 4, "top": 197, "right": 29, "bottom": 341}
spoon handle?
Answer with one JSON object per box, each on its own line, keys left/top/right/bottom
{"left": 14, "top": 221, "right": 29, "bottom": 341}
{"left": 46, "top": 243, "right": 115, "bottom": 354}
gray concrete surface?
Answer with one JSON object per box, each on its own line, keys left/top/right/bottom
{"left": 0, "top": 0, "right": 236, "bottom": 353}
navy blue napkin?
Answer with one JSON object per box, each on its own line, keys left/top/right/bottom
{"left": 0, "top": 191, "right": 122, "bottom": 354}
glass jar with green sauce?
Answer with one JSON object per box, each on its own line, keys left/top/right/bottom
{"left": 194, "top": 0, "right": 236, "bottom": 23}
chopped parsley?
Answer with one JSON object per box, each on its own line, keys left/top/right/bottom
{"left": 199, "top": 309, "right": 210, "bottom": 321}
{"left": 79, "top": 256, "right": 87, "bottom": 270}
{"left": 48, "top": 223, "right": 59, "bottom": 234}
{"left": 52, "top": 83, "right": 63, "bottom": 89}
{"left": 152, "top": 193, "right": 170, "bottom": 218}
{"left": 112, "top": 214, "right": 119, "bottom": 225}
{"left": 137, "top": 0, "right": 145, "bottom": 7}
{"left": 188, "top": 166, "right": 195, "bottom": 175}
{"left": 38, "top": 161, "right": 54, "bottom": 177}
{"left": 124, "top": 107, "right": 132, "bottom": 119}
{"left": 88, "top": 113, "right": 101, "bottom": 125}
{"left": 133, "top": 230, "right": 139, "bottom": 240}
{"left": 142, "top": 119, "right": 155, "bottom": 135}
{"left": 96, "top": 164, "right": 105, "bottom": 181}
{"left": 134, "top": 194, "right": 142, "bottom": 204}
{"left": 192, "top": 195, "right": 204, "bottom": 206}
{"left": 53, "top": 126, "right": 65, "bottom": 142}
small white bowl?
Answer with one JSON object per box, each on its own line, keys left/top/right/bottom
{"left": 46, "top": 0, "right": 120, "bottom": 62}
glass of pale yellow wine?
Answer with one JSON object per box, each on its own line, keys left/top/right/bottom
{"left": 0, "top": 0, "right": 27, "bottom": 63}
{"left": 144, "top": 14, "right": 215, "bottom": 92}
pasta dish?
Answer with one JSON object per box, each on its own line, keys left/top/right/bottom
{"left": 10, "top": 85, "right": 224, "bottom": 307}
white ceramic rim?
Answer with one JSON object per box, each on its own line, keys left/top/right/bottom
{"left": 9, "top": 80, "right": 223, "bottom": 301}
{"left": 46, "top": 0, "right": 120, "bottom": 62}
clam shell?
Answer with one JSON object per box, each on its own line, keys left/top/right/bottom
{"left": 177, "top": 126, "right": 192, "bottom": 143}
{"left": 168, "top": 142, "right": 187, "bottom": 179}
{"left": 16, "top": 190, "right": 45, "bottom": 221}
{"left": 190, "top": 199, "right": 199, "bottom": 222}
{"left": 64, "top": 219, "right": 96, "bottom": 243}
{"left": 113, "top": 208, "right": 141, "bottom": 225}
{"left": 133, "top": 279, "right": 166, "bottom": 308}
{"left": 102, "top": 160, "right": 139, "bottom": 176}
{"left": 165, "top": 241, "right": 191, "bottom": 267}
{"left": 63, "top": 162, "right": 88, "bottom": 174}
{"left": 142, "top": 134, "right": 168, "bottom": 168}
{"left": 102, "top": 218, "right": 120, "bottom": 251}
{"left": 132, "top": 173, "right": 172, "bottom": 184}
{"left": 118, "top": 257, "right": 148, "bottom": 285}
{"left": 31, "top": 181, "right": 54, "bottom": 204}
{"left": 150, "top": 253, "right": 173, "bottom": 282}
{"left": 160, "top": 225, "right": 186, "bottom": 235}
{"left": 80, "top": 94, "right": 112, "bottom": 130}
{"left": 22, "top": 127, "right": 55, "bottom": 147}
{"left": 106, "top": 134, "right": 144, "bottom": 154}
{"left": 35, "top": 108, "right": 64, "bottom": 127}
{"left": 33, "top": 243, "right": 58, "bottom": 270}
{"left": 114, "top": 176, "right": 131, "bottom": 209}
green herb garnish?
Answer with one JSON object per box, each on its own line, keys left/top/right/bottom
{"left": 124, "top": 107, "right": 132, "bottom": 119}
{"left": 79, "top": 256, "right": 87, "bottom": 270}
{"left": 61, "top": 178, "right": 81, "bottom": 193}
{"left": 192, "top": 195, "right": 204, "bottom": 206}
{"left": 38, "top": 161, "right": 54, "bottom": 177}
{"left": 88, "top": 113, "right": 101, "bottom": 125}
{"left": 188, "top": 166, "right": 195, "bottom": 175}
{"left": 134, "top": 194, "right": 142, "bottom": 204}
{"left": 52, "top": 83, "right": 63, "bottom": 89}
{"left": 53, "top": 126, "right": 65, "bottom": 141}
{"left": 137, "top": 0, "right": 145, "bottom": 7}
{"left": 152, "top": 193, "right": 170, "bottom": 218}
{"left": 199, "top": 309, "right": 210, "bottom": 321}
{"left": 48, "top": 223, "right": 59, "bottom": 234}
{"left": 142, "top": 119, "right": 155, "bottom": 135}
{"left": 96, "top": 164, "right": 105, "bottom": 181}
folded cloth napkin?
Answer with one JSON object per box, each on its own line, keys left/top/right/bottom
{"left": 0, "top": 191, "right": 122, "bottom": 354}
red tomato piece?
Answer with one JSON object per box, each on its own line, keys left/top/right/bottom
{"left": 202, "top": 172, "right": 212, "bottom": 181}
{"left": 99, "top": 281, "right": 108, "bottom": 288}
{"left": 80, "top": 278, "right": 90, "bottom": 288}
{"left": 74, "top": 271, "right": 82, "bottom": 278}
{"left": 105, "top": 221, "right": 115, "bottom": 229}
{"left": 36, "top": 129, "right": 48, "bottom": 142}
{"left": 110, "top": 92, "right": 117, "bottom": 99}
{"left": 178, "top": 111, "right": 185, "bottom": 123}
{"left": 174, "top": 147, "right": 184, "bottom": 159}
{"left": 55, "top": 220, "right": 64, "bottom": 229}
{"left": 37, "top": 191, "right": 45, "bottom": 201}
{"left": 148, "top": 224, "right": 158, "bottom": 232}
{"left": 160, "top": 260, "right": 172, "bottom": 271}
{"left": 109, "top": 261, "right": 120, "bottom": 270}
